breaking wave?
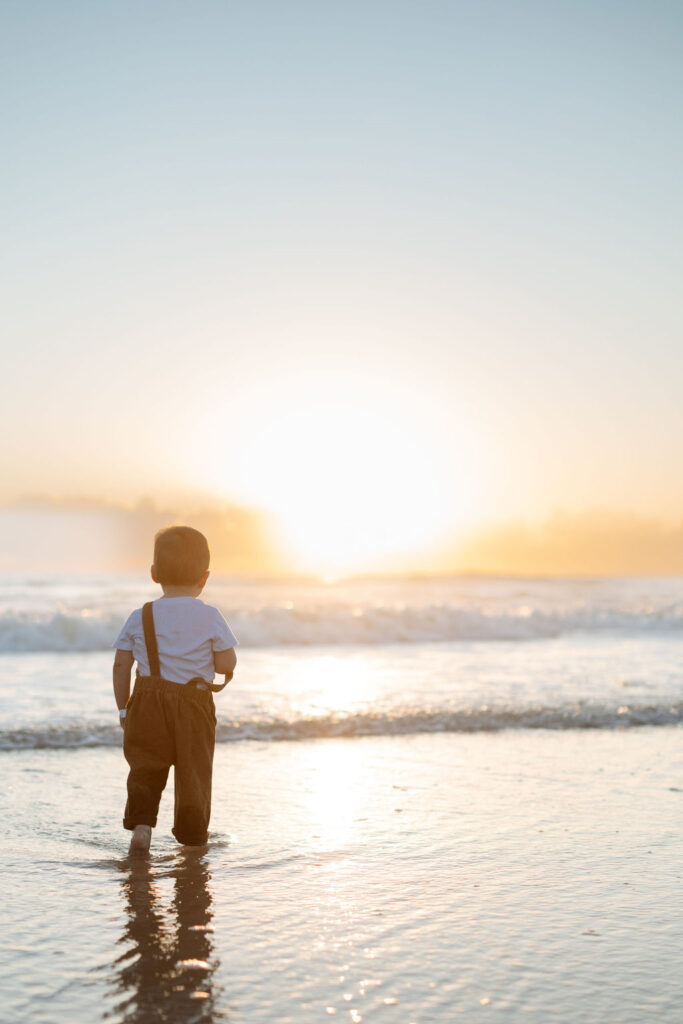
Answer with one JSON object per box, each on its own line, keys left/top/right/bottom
{"left": 1, "top": 702, "right": 680, "bottom": 750}
{"left": 2, "top": 600, "right": 683, "bottom": 653}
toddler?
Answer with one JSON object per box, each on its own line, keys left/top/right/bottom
{"left": 113, "top": 525, "right": 237, "bottom": 854}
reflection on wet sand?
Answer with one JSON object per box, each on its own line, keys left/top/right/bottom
{"left": 111, "top": 851, "right": 226, "bottom": 1023}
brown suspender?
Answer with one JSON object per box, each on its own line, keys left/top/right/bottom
{"left": 141, "top": 602, "right": 161, "bottom": 677}
{"left": 141, "top": 601, "right": 229, "bottom": 693}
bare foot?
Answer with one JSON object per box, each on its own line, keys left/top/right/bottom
{"left": 129, "top": 824, "right": 152, "bottom": 854}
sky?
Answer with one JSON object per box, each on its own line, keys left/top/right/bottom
{"left": 2, "top": 1, "right": 682, "bottom": 574}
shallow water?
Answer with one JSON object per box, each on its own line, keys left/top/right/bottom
{"left": 2, "top": 729, "right": 682, "bottom": 1023}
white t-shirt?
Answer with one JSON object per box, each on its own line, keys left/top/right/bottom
{"left": 114, "top": 596, "right": 237, "bottom": 684}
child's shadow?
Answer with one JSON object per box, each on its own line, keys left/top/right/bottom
{"left": 109, "top": 851, "right": 228, "bottom": 1023}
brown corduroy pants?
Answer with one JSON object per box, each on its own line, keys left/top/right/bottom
{"left": 123, "top": 675, "right": 216, "bottom": 845}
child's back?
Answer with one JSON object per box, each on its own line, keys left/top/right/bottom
{"left": 117, "top": 595, "right": 235, "bottom": 685}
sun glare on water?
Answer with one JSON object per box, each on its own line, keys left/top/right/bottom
{"left": 197, "top": 381, "right": 480, "bottom": 576}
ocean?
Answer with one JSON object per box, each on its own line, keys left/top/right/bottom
{"left": 3, "top": 573, "right": 683, "bottom": 748}
{"left": 1, "top": 574, "right": 682, "bottom": 1022}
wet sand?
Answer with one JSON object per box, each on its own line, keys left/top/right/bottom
{"left": 2, "top": 727, "right": 682, "bottom": 1023}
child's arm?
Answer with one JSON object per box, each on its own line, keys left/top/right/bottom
{"left": 214, "top": 647, "right": 237, "bottom": 683}
{"left": 113, "top": 649, "right": 135, "bottom": 728}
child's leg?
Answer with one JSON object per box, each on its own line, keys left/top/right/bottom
{"left": 172, "top": 694, "right": 216, "bottom": 845}
{"left": 123, "top": 683, "right": 174, "bottom": 832}
{"left": 124, "top": 765, "right": 170, "bottom": 830}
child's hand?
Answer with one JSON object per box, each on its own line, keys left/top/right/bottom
{"left": 214, "top": 648, "right": 237, "bottom": 678}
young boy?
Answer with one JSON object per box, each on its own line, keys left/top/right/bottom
{"left": 113, "top": 525, "right": 237, "bottom": 854}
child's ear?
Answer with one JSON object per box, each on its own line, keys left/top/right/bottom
{"left": 198, "top": 570, "right": 210, "bottom": 589}
{"left": 151, "top": 565, "right": 159, "bottom": 584}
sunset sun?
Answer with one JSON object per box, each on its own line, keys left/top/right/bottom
{"left": 195, "top": 381, "right": 481, "bottom": 575}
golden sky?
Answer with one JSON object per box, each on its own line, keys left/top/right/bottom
{"left": 2, "top": 2, "right": 682, "bottom": 575}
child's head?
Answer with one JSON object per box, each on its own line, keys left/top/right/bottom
{"left": 152, "top": 526, "right": 210, "bottom": 588}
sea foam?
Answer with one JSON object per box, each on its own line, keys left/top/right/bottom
{"left": 1, "top": 601, "right": 683, "bottom": 652}
{"left": 1, "top": 702, "right": 680, "bottom": 749}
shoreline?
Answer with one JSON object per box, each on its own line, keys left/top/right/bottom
{"left": 1, "top": 714, "right": 682, "bottom": 752}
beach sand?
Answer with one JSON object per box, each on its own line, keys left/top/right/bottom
{"left": 2, "top": 726, "right": 681, "bottom": 1023}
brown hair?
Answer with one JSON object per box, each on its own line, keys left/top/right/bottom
{"left": 153, "top": 525, "right": 210, "bottom": 586}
